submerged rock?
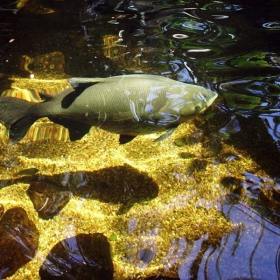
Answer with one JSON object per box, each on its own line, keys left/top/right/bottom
{"left": 39, "top": 233, "right": 114, "bottom": 280}
{"left": 27, "top": 181, "right": 72, "bottom": 219}
{"left": 0, "top": 207, "right": 39, "bottom": 279}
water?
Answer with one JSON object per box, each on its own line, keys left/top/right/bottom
{"left": 0, "top": 0, "right": 280, "bottom": 279}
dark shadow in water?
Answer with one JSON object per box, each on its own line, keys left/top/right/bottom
{"left": 0, "top": 0, "right": 18, "bottom": 88}
{"left": 221, "top": 173, "right": 280, "bottom": 227}
{"left": 0, "top": 76, "right": 12, "bottom": 96}
{"left": 227, "top": 115, "right": 280, "bottom": 178}
{"left": 0, "top": 0, "right": 20, "bottom": 76}
{"left": 0, "top": 164, "right": 159, "bottom": 217}
{"left": 194, "top": 106, "right": 280, "bottom": 179}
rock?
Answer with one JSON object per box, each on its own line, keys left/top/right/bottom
{"left": 40, "top": 233, "right": 114, "bottom": 280}
{"left": 0, "top": 207, "right": 39, "bottom": 279}
{"left": 27, "top": 181, "right": 72, "bottom": 219}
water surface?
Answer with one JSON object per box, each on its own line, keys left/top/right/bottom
{"left": 0, "top": 0, "right": 280, "bottom": 279}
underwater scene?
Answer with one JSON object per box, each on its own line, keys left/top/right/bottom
{"left": 0, "top": 0, "right": 280, "bottom": 279}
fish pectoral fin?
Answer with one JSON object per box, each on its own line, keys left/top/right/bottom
{"left": 48, "top": 117, "right": 91, "bottom": 141}
{"left": 153, "top": 127, "right": 177, "bottom": 142}
{"left": 119, "top": 135, "right": 137, "bottom": 144}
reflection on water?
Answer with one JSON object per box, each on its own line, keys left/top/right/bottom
{"left": 201, "top": 198, "right": 280, "bottom": 280}
{"left": 0, "top": 0, "right": 280, "bottom": 279}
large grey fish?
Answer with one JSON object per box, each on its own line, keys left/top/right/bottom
{"left": 0, "top": 74, "right": 218, "bottom": 144}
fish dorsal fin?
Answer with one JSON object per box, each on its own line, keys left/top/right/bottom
{"left": 68, "top": 77, "right": 106, "bottom": 87}
{"left": 62, "top": 82, "right": 98, "bottom": 109}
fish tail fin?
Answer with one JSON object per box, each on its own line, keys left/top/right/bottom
{"left": 0, "top": 97, "right": 38, "bottom": 143}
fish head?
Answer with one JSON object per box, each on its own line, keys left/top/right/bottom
{"left": 189, "top": 87, "right": 218, "bottom": 114}
{"left": 165, "top": 85, "right": 218, "bottom": 117}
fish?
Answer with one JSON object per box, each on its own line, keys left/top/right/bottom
{"left": 0, "top": 74, "right": 218, "bottom": 144}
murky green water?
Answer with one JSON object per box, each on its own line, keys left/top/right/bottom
{"left": 0, "top": 0, "right": 280, "bottom": 279}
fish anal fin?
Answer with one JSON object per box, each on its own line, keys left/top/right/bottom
{"left": 119, "top": 135, "right": 136, "bottom": 144}
{"left": 48, "top": 117, "right": 91, "bottom": 141}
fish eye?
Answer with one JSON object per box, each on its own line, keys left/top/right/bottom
{"left": 195, "top": 106, "right": 201, "bottom": 113}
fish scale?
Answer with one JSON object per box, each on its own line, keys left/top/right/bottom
{"left": 70, "top": 78, "right": 167, "bottom": 116}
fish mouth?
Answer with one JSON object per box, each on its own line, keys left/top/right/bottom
{"left": 208, "top": 93, "right": 219, "bottom": 105}
{"left": 198, "top": 107, "right": 207, "bottom": 113}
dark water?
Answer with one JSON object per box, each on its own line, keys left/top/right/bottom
{"left": 1, "top": 0, "right": 280, "bottom": 279}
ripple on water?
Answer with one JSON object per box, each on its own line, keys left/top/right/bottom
{"left": 154, "top": 16, "right": 242, "bottom": 58}
{"left": 203, "top": 2, "right": 245, "bottom": 12}
{"left": 168, "top": 17, "right": 239, "bottom": 44}
{"left": 262, "top": 21, "right": 280, "bottom": 30}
